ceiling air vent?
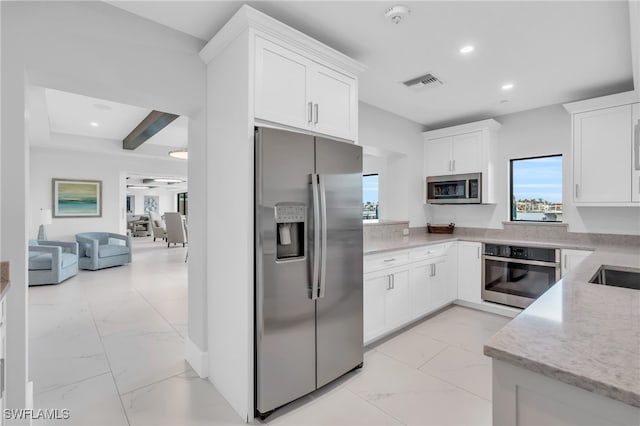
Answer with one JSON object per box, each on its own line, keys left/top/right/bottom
{"left": 402, "top": 73, "right": 443, "bottom": 92}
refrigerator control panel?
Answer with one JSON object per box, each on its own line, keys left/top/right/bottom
{"left": 274, "top": 204, "right": 306, "bottom": 223}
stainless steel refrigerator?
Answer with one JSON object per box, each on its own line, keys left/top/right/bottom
{"left": 255, "top": 127, "right": 363, "bottom": 418}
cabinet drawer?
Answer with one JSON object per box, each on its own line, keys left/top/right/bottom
{"left": 411, "top": 243, "right": 449, "bottom": 262}
{"left": 364, "top": 250, "right": 410, "bottom": 273}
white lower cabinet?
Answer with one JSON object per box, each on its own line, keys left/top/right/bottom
{"left": 457, "top": 241, "right": 483, "bottom": 304}
{"left": 363, "top": 266, "right": 410, "bottom": 343}
{"left": 364, "top": 242, "right": 456, "bottom": 344}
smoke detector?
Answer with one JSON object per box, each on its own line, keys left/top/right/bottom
{"left": 385, "top": 5, "right": 410, "bottom": 24}
{"left": 402, "top": 73, "right": 444, "bottom": 92}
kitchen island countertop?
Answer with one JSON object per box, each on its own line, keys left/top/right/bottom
{"left": 484, "top": 247, "right": 640, "bottom": 408}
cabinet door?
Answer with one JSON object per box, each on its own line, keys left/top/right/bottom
{"left": 309, "top": 63, "right": 357, "bottom": 140}
{"left": 425, "top": 136, "right": 452, "bottom": 177}
{"left": 632, "top": 103, "right": 640, "bottom": 202}
{"left": 574, "top": 105, "right": 633, "bottom": 203}
{"left": 457, "top": 241, "right": 482, "bottom": 304}
{"left": 255, "top": 37, "right": 310, "bottom": 130}
{"left": 451, "top": 131, "right": 482, "bottom": 174}
{"left": 561, "top": 249, "right": 592, "bottom": 277}
{"left": 410, "top": 262, "right": 432, "bottom": 318}
{"left": 385, "top": 268, "right": 411, "bottom": 329}
{"left": 363, "top": 272, "right": 388, "bottom": 342}
{"left": 428, "top": 257, "right": 449, "bottom": 310}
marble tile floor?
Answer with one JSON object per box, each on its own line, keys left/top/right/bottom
{"left": 29, "top": 237, "right": 511, "bottom": 425}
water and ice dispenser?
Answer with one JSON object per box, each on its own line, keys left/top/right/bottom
{"left": 275, "top": 203, "right": 305, "bottom": 260}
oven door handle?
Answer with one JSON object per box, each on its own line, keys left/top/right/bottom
{"left": 483, "top": 255, "right": 559, "bottom": 268}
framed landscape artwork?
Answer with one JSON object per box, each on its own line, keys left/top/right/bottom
{"left": 52, "top": 178, "right": 102, "bottom": 218}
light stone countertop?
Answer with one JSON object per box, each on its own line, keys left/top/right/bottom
{"left": 364, "top": 232, "right": 595, "bottom": 255}
{"left": 364, "top": 231, "right": 640, "bottom": 407}
{"left": 364, "top": 233, "right": 458, "bottom": 254}
{"left": 484, "top": 248, "right": 640, "bottom": 408}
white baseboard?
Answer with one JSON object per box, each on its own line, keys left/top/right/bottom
{"left": 185, "top": 337, "right": 208, "bottom": 378}
{"left": 454, "top": 299, "right": 521, "bottom": 318}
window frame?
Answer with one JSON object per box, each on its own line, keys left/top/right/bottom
{"left": 362, "top": 173, "right": 379, "bottom": 221}
{"left": 509, "top": 154, "right": 563, "bottom": 223}
{"left": 177, "top": 192, "right": 188, "bottom": 216}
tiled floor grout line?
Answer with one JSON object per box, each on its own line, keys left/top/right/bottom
{"left": 32, "top": 370, "right": 112, "bottom": 399}
{"left": 117, "top": 369, "right": 193, "bottom": 398}
{"left": 85, "top": 294, "right": 133, "bottom": 426}
{"left": 374, "top": 348, "right": 494, "bottom": 404}
{"left": 133, "top": 286, "right": 187, "bottom": 341}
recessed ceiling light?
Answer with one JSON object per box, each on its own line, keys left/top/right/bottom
{"left": 127, "top": 185, "right": 151, "bottom": 190}
{"left": 460, "top": 45, "right": 474, "bottom": 54}
{"left": 501, "top": 83, "right": 515, "bottom": 90}
{"left": 90, "top": 122, "right": 99, "bottom": 127}
{"left": 168, "top": 149, "right": 188, "bottom": 160}
{"left": 153, "top": 178, "right": 182, "bottom": 183}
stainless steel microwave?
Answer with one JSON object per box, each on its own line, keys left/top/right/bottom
{"left": 426, "top": 173, "right": 482, "bottom": 204}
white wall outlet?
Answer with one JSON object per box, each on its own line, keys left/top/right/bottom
{"left": 402, "top": 228, "right": 409, "bottom": 236}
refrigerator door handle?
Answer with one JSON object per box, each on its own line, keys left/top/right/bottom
{"left": 311, "top": 173, "right": 320, "bottom": 300}
{"left": 318, "top": 174, "right": 328, "bottom": 299}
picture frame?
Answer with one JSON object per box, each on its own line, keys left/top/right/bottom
{"left": 52, "top": 178, "right": 102, "bottom": 218}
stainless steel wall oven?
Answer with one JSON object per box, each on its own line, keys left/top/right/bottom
{"left": 482, "top": 243, "right": 560, "bottom": 309}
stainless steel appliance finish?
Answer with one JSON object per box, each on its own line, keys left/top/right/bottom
{"left": 255, "top": 127, "right": 363, "bottom": 418}
{"left": 426, "top": 172, "right": 482, "bottom": 204}
{"left": 589, "top": 265, "right": 640, "bottom": 290}
{"left": 482, "top": 243, "right": 560, "bottom": 309}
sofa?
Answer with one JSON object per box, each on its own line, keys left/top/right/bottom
{"left": 76, "top": 232, "right": 132, "bottom": 270}
{"left": 28, "top": 240, "right": 79, "bottom": 285}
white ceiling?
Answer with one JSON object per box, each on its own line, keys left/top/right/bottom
{"left": 44, "top": 88, "right": 189, "bottom": 148}
{"left": 108, "top": 0, "right": 635, "bottom": 128}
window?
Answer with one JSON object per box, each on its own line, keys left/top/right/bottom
{"left": 510, "top": 155, "right": 562, "bottom": 222}
{"left": 177, "top": 192, "right": 188, "bottom": 216}
{"left": 362, "top": 174, "right": 379, "bottom": 220}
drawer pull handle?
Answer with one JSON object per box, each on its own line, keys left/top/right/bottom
{"left": 383, "top": 258, "right": 396, "bottom": 262}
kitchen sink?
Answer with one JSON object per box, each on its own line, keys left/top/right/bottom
{"left": 589, "top": 266, "right": 640, "bottom": 290}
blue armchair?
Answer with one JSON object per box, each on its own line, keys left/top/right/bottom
{"left": 28, "top": 240, "right": 79, "bottom": 286}
{"left": 76, "top": 232, "right": 132, "bottom": 271}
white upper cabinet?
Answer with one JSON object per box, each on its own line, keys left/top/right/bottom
{"left": 451, "top": 131, "right": 483, "bottom": 174}
{"left": 254, "top": 36, "right": 358, "bottom": 141}
{"left": 309, "top": 63, "right": 357, "bottom": 140}
{"left": 564, "top": 91, "right": 640, "bottom": 206}
{"left": 254, "top": 37, "right": 310, "bottom": 131}
{"left": 424, "top": 136, "right": 453, "bottom": 176}
{"left": 423, "top": 119, "right": 501, "bottom": 203}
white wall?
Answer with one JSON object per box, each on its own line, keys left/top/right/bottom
{"left": 425, "top": 103, "right": 640, "bottom": 235}
{"left": 30, "top": 146, "right": 187, "bottom": 241}
{"left": 129, "top": 189, "right": 179, "bottom": 216}
{"left": 2, "top": 1, "right": 207, "bottom": 410}
{"left": 359, "top": 102, "right": 426, "bottom": 226}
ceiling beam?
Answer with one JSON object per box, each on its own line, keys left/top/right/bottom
{"left": 123, "top": 110, "right": 179, "bottom": 150}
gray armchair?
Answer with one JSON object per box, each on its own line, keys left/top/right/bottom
{"left": 149, "top": 212, "right": 167, "bottom": 242}
{"left": 28, "top": 240, "right": 79, "bottom": 286}
{"left": 164, "top": 212, "right": 187, "bottom": 247}
{"left": 76, "top": 232, "right": 132, "bottom": 271}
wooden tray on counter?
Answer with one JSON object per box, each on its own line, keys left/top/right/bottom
{"left": 427, "top": 223, "right": 455, "bottom": 234}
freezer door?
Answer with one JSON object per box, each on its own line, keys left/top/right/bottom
{"left": 314, "top": 137, "right": 364, "bottom": 388}
{"left": 255, "top": 127, "right": 317, "bottom": 414}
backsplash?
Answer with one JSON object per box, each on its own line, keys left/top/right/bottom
{"left": 364, "top": 220, "right": 409, "bottom": 244}
{"left": 410, "top": 223, "right": 640, "bottom": 248}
